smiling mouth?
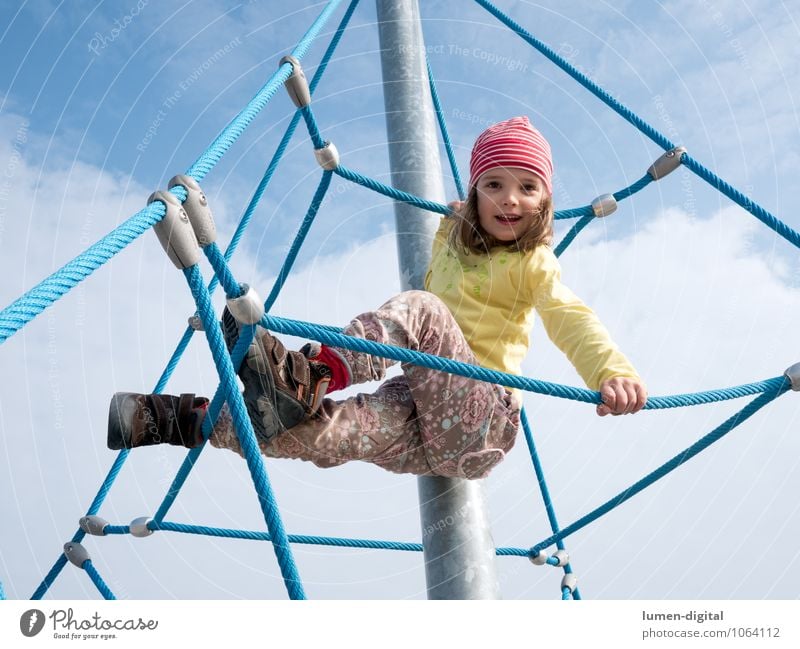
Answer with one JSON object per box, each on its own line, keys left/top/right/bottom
{"left": 495, "top": 214, "right": 522, "bottom": 224}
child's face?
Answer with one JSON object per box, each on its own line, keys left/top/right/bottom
{"left": 475, "top": 167, "right": 548, "bottom": 243}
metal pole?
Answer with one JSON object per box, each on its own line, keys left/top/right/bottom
{"left": 376, "top": 0, "right": 501, "bottom": 600}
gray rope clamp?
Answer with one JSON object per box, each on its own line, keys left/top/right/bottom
{"left": 529, "top": 550, "right": 549, "bottom": 566}
{"left": 129, "top": 516, "right": 154, "bottom": 538}
{"left": 188, "top": 314, "right": 204, "bottom": 331}
{"left": 226, "top": 283, "right": 265, "bottom": 325}
{"left": 552, "top": 549, "right": 569, "bottom": 567}
{"left": 148, "top": 190, "right": 201, "bottom": 269}
{"left": 79, "top": 515, "right": 109, "bottom": 536}
{"left": 561, "top": 573, "right": 578, "bottom": 594}
{"left": 63, "top": 542, "right": 90, "bottom": 568}
{"left": 784, "top": 362, "right": 800, "bottom": 391}
{"left": 314, "top": 141, "right": 340, "bottom": 170}
{"left": 647, "top": 146, "right": 688, "bottom": 180}
{"left": 168, "top": 175, "right": 217, "bottom": 247}
{"left": 280, "top": 55, "right": 311, "bottom": 108}
{"left": 591, "top": 193, "right": 618, "bottom": 217}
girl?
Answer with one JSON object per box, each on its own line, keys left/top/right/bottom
{"left": 108, "top": 116, "right": 647, "bottom": 480}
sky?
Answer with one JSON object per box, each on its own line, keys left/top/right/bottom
{"left": 0, "top": 0, "right": 799, "bottom": 601}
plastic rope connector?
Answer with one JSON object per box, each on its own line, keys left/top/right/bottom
{"left": 168, "top": 175, "right": 217, "bottom": 247}
{"left": 227, "top": 284, "right": 264, "bottom": 324}
{"left": 129, "top": 517, "right": 154, "bottom": 538}
{"left": 63, "top": 542, "right": 90, "bottom": 568}
{"left": 591, "top": 193, "right": 617, "bottom": 217}
{"left": 784, "top": 362, "right": 800, "bottom": 391}
{"left": 148, "top": 190, "right": 201, "bottom": 269}
{"left": 188, "top": 314, "right": 204, "bottom": 331}
{"left": 79, "top": 515, "right": 109, "bottom": 536}
{"left": 561, "top": 573, "right": 578, "bottom": 593}
{"left": 552, "top": 549, "right": 569, "bottom": 567}
{"left": 314, "top": 141, "right": 340, "bottom": 170}
{"left": 280, "top": 55, "right": 311, "bottom": 108}
{"left": 647, "top": 146, "right": 688, "bottom": 180}
{"left": 226, "top": 283, "right": 265, "bottom": 325}
{"left": 529, "top": 550, "right": 549, "bottom": 566}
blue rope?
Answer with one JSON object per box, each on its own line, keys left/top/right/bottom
{"left": 555, "top": 175, "right": 652, "bottom": 220}
{"left": 152, "top": 172, "right": 332, "bottom": 523}
{"left": 261, "top": 313, "right": 788, "bottom": 409}
{"left": 300, "top": 106, "right": 328, "bottom": 150}
{"left": 153, "top": 327, "right": 195, "bottom": 394}
{"left": 83, "top": 561, "right": 117, "bottom": 600}
{"left": 0, "top": 1, "right": 347, "bottom": 350}
{"left": 0, "top": 579, "right": 5, "bottom": 599}
{"left": 153, "top": 0, "right": 360, "bottom": 398}
{"left": 204, "top": 243, "right": 243, "bottom": 298}
{"left": 0, "top": 203, "right": 163, "bottom": 346}
{"left": 520, "top": 409, "right": 581, "bottom": 599}
{"left": 183, "top": 264, "right": 306, "bottom": 599}
{"left": 681, "top": 154, "right": 800, "bottom": 250}
{"left": 334, "top": 165, "right": 450, "bottom": 214}
{"left": 474, "top": 0, "right": 800, "bottom": 250}
{"left": 31, "top": 449, "right": 130, "bottom": 599}
{"left": 426, "top": 58, "right": 466, "bottom": 200}
{"left": 531, "top": 379, "right": 791, "bottom": 554}
{"left": 10, "top": 0, "right": 797, "bottom": 603}
{"left": 135, "top": 0, "right": 359, "bottom": 529}
{"left": 264, "top": 171, "right": 333, "bottom": 309}
{"left": 474, "top": 0, "right": 674, "bottom": 151}
{"left": 186, "top": 0, "right": 345, "bottom": 181}
{"left": 106, "top": 521, "right": 533, "bottom": 558}
{"left": 221, "top": 0, "right": 360, "bottom": 276}
{"left": 554, "top": 214, "right": 594, "bottom": 258}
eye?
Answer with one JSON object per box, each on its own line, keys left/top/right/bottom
{"left": 522, "top": 183, "right": 539, "bottom": 193}
{"left": 484, "top": 181, "right": 500, "bottom": 189}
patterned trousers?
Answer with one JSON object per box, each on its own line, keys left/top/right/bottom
{"left": 209, "top": 290, "right": 520, "bottom": 479}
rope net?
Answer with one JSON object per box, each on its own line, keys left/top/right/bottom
{"left": 1, "top": 0, "right": 796, "bottom": 600}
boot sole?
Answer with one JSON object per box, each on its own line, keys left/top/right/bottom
{"left": 221, "top": 308, "right": 284, "bottom": 444}
{"left": 107, "top": 392, "right": 139, "bottom": 450}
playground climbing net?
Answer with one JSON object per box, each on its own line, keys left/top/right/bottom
{"left": 0, "top": 0, "right": 798, "bottom": 601}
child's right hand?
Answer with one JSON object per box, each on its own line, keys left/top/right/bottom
{"left": 596, "top": 377, "right": 647, "bottom": 416}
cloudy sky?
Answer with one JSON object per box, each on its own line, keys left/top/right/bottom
{"left": 1, "top": 0, "right": 799, "bottom": 600}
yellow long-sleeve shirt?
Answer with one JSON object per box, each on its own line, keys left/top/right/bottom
{"left": 424, "top": 218, "right": 639, "bottom": 390}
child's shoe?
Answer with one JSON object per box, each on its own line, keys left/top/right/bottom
{"left": 221, "top": 308, "right": 334, "bottom": 443}
{"left": 107, "top": 392, "right": 208, "bottom": 450}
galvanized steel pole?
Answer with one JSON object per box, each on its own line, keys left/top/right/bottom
{"left": 376, "top": 0, "right": 501, "bottom": 599}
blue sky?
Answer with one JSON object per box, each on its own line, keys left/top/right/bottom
{"left": 1, "top": 0, "right": 799, "bottom": 600}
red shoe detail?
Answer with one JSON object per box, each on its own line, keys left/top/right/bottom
{"left": 314, "top": 345, "right": 352, "bottom": 392}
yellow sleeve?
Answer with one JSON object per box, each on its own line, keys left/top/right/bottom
{"left": 528, "top": 246, "right": 640, "bottom": 391}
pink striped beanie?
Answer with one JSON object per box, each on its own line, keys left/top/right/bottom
{"left": 468, "top": 116, "right": 553, "bottom": 194}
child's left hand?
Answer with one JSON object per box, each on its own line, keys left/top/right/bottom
{"left": 596, "top": 377, "right": 647, "bottom": 416}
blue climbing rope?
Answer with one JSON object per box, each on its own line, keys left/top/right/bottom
{"left": 520, "top": 409, "right": 581, "bottom": 599}
{"left": 473, "top": 0, "right": 800, "bottom": 250}
{"left": 260, "top": 312, "right": 789, "bottom": 410}
{"left": 426, "top": 58, "right": 467, "bottom": 200}
{"left": 183, "top": 263, "right": 306, "bottom": 599}
{"left": 3, "top": 0, "right": 797, "bottom": 603}
{"left": 530, "top": 379, "right": 791, "bottom": 554}
{"left": 83, "top": 561, "right": 116, "bottom": 601}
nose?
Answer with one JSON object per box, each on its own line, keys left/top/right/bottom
{"left": 502, "top": 189, "right": 518, "bottom": 206}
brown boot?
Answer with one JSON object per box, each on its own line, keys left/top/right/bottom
{"left": 107, "top": 393, "right": 208, "bottom": 450}
{"left": 221, "top": 308, "right": 332, "bottom": 443}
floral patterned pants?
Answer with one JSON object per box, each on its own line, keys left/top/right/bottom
{"left": 209, "top": 290, "right": 521, "bottom": 479}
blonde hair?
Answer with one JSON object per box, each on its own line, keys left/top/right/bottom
{"left": 448, "top": 186, "right": 554, "bottom": 255}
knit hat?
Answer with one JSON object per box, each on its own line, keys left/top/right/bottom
{"left": 469, "top": 116, "right": 553, "bottom": 194}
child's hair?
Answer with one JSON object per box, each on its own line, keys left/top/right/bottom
{"left": 449, "top": 185, "right": 554, "bottom": 255}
